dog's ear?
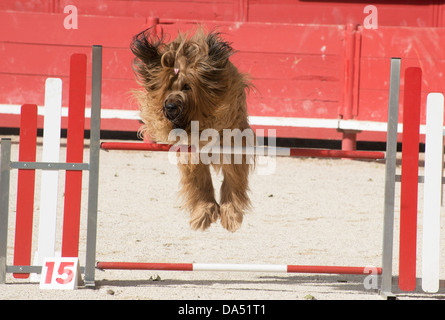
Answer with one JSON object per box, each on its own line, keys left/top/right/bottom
{"left": 130, "top": 28, "right": 164, "bottom": 82}
{"left": 206, "top": 32, "right": 235, "bottom": 68}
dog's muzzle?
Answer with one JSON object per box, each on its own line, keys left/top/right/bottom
{"left": 163, "top": 100, "right": 181, "bottom": 120}
{"left": 163, "top": 99, "right": 186, "bottom": 129}
{"left": 163, "top": 102, "right": 178, "bottom": 119}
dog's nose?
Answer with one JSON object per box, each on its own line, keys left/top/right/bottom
{"left": 165, "top": 102, "right": 177, "bottom": 112}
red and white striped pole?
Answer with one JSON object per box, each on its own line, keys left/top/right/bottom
{"left": 96, "top": 261, "right": 381, "bottom": 275}
{"left": 100, "top": 142, "right": 385, "bottom": 160}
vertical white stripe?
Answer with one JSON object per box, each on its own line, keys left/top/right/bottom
{"left": 34, "top": 79, "right": 63, "bottom": 275}
{"left": 422, "top": 93, "right": 444, "bottom": 293}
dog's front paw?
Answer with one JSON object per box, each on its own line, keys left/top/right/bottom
{"left": 220, "top": 203, "right": 244, "bottom": 232}
{"left": 190, "top": 202, "right": 220, "bottom": 231}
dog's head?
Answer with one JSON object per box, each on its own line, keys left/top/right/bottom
{"left": 131, "top": 27, "right": 237, "bottom": 134}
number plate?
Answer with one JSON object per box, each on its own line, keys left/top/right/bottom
{"left": 40, "top": 257, "right": 82, "bottom": 289}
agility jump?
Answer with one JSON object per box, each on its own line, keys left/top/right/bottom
{"left": 0, "top": 48, "right": 443, "bottom": 298}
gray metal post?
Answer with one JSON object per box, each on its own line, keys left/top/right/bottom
{"left": 84, "top": 45, "right": 102, "bottom": 287}
{"left": 0, "top": 139, "right": 11, "bottom": 284}
{"left": 380, "top": 58, "right": 401, "bottom": 299}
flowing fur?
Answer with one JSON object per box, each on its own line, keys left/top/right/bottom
{"left": 131, "top": 27, "right": 253, "bottom": 232}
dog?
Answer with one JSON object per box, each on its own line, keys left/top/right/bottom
{"left": 130, "top": 27, "right": 254, "bottom": 232}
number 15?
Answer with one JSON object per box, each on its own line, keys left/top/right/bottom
{"left": 44, "top": 261, "right": 75, "bottom": 284}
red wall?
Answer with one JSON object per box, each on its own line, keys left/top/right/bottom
{"left": 1, "top": 0, "right": 445, "bottom": 142}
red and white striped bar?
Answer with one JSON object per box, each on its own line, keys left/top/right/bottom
{"left": 96, "top": 261, "right": 382, "bottom": 275}
{"left": 100, "top": 142, "right": 385, "bottom": 160}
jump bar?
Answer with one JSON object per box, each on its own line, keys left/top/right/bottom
{"left": 96, "top": 261, "right": 382, "bottom": 275}
{"left": 100, "top": 142, "right": 385, "bottom": 160}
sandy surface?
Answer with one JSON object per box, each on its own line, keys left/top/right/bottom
{"left": 1, "top": 136, "right": 444, "bottom": 300}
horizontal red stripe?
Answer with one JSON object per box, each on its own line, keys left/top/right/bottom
{"left": 289, "top": 148, "right": 384, "bottom": 160}
{"left": 287, "top": 265, "right": 382, "bottom": 275}
{"left": 96, "top": 262, "right": 194, "bottom": 271}
{"left": 101, "top": 142, "right": 384, "bottom": 160}
{"left": 101, "top": 142, "right": 172, "bottom": 152}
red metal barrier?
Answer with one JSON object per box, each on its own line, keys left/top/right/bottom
{"left": 2, "top": 4, "right": 445, "bottom": 144}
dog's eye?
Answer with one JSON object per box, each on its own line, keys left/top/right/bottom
{"left": 182, "top": 84, "right": 191, "bottom": 91}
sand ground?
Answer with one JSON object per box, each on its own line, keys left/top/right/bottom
{"left": 1, "top": 136, "right": 444, "bottom": 300}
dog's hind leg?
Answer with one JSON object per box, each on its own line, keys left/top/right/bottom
{"left": 219, "top": 161, "right": 251, "bottom": 232}
{"left": 178, "top": 162, "right": 220, "bottom": 230}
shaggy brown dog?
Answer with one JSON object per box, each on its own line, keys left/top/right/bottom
{"left": 130, "top": 27, "right": 254, "bottom": 232}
